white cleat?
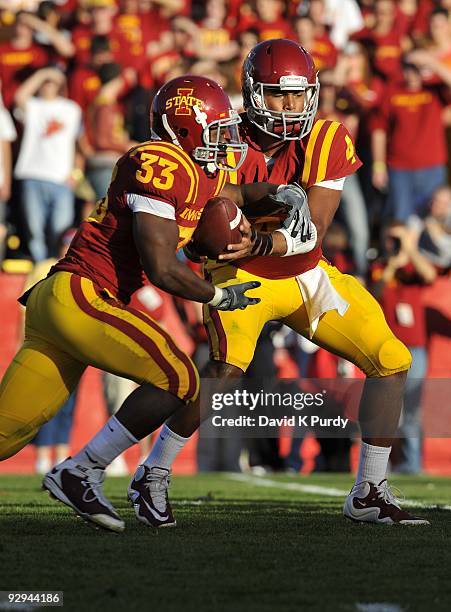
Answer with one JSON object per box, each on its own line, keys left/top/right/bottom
{"left": 344, "top": 479, "right": 430, "bottom": 525}
{"left": 128, "top": 465, "right": 176, "bottom": 528}
{"left": 43, "top": 457, "right": 125, "bottom": 533}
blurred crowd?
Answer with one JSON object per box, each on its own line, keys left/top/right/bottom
{"left": 0, "top": 0, "right": 450, "bottom": 476}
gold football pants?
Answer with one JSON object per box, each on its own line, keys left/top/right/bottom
{"left": 0, "top": 272, "right": 199, "bottom": 460}
{"left": 204, "top": 260, "right": 412, "bottom": 376}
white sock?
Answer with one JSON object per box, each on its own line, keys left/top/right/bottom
{"left": 144, "top": 424, "right": 189, "bottom": 471}
{"left": 355, "top": 442, "right": 391, "bottom": 485}
{"left": 73, "top": 416, "right": 138, "bottom": 469}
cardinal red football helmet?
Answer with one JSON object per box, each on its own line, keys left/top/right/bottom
{"left": 242, "top": 39, "right": 319, "bottom": 140}
{"left": 151, "top": 75, "right": 247, "bottom": 171}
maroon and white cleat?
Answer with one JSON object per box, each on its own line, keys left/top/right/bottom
{"left": 43, "top": 457, "right": 125, "bottom": 532}
{"left": 343, "top": 479, "right": 430, "bottom": 525}
{"left": 128, "top": 465, "right": 176, "bottom": 528}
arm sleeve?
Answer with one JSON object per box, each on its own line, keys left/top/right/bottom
{"left": 126, "top": 192, "right": 176, "bottom": 219}
{"left": 314, "top": 177, "right": 346, "bottom": 190}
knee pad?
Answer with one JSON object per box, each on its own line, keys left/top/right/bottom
{"left": 377, "top": 338, "right": 412, "bottom": 376}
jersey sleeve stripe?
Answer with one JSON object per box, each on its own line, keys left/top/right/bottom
{"left": 315, "top": 121, "right": 341, "bottom": 183}
{"left": 226, "top": 169, "right": 238, "bottom": 186}
{"left": 214, "top": 170, "right": 228, "bottom": 195}
{"left": 301, "top": 119, "right": 326, "bottom": 187}
{"left": 126, "top": 193, "right": 176, "bottom": 219}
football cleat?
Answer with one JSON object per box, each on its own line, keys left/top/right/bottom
{"left": 128, "top": 465, "right": 176, "bottom": 528}
{"left": 343, "top": 479, "right": 430, "bottom": 525}
{"left": 43, "top": 457, "right": 125, "bottom": 533}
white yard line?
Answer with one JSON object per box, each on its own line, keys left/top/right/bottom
{"left": 229, "top": 473, "right": 347, "bottom": 497}
{"left": 227, "top": 473, "right": 451, "bottom": 511}
{"left": 355, "top": 604, "right": 404, "bottom": 612}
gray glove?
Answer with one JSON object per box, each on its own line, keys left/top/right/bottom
{"left": 273, "top": 183, "right": 318, "bottom": 256}
{"left": 275, "top": 183, "right": 314, "bottom": 241}
{"left": 208, "top": 281, "right": 261, "bottom": 311}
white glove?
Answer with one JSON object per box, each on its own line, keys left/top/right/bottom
{"left": 274, "top": 183, "right": 317, "bottom": 256}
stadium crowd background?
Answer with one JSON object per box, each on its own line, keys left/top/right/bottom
{"left": 0, "top": 0, "right": 450, "bottom": 476}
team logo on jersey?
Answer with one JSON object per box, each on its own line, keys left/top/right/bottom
{"left": 165, "top": 88, "right": 204, "bottom": 115}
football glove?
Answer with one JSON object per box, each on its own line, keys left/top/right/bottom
{"left": 208, "top": 281, "right": 261, "bottom": 311}
{"left": 273, "top": 183, "right": 318, "bottom": 256}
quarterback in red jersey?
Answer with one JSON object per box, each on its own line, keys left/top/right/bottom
{"left": 149, "top": 41, "right": 429, "bottom": 527}
{"left": 0, "top": 75, "right": 302, "bottom": 532}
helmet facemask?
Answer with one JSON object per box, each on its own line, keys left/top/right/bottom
{"left": 192, "top": 106, "right": 248, "bottom": 171}
{"left": 245, "top": 73, "right": 320, "bottom": 140}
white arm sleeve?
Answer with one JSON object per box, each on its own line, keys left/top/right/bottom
{"left": 314, "top": 177, "right": 346, "bottom": 191}
{"left": 126, "top": 193, "right": 175, "bottom": 220}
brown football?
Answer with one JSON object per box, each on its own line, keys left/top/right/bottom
{"left": 191, "top": 196, "right": 243, "bottom": 259}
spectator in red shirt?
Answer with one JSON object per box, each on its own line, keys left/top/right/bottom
{"left": 251, "top": 0, "right": 295, "bottom": 42}
{"left": 293, "top": 14, "right": 337, "bottom": 70}
{"left": 305, "top": 0, "right": 338, "bottom": 68}
{"left": 114, "top": 0, "right": 156, "bottom": 70}
{"left": 0, "top": 12, "right": 50, "bottom": 108}
{"left": 68, "top": 34, "right": 113, "bottom": 117}
{"left": 84, "top": 61, "right": 136, "bottom": 200}
{"left": 371, "top": 222, "right": 437, "bottom": 473}
{"left": 193, "top": 0, "right": 239, "bottom": 62}
{"left": 371, "top": 59, "right": 450, "bottom": 220}
{"left": 352, "top": 0, "right": 407, "bottom": 81}
{"left": 71, "top": 0, "right": 132, "bottom": 68}
{"left": 411, "top": 0, "right": 435, "bottom": 43}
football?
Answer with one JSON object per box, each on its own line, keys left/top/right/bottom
{"left": 191, "top": 196, "right": 243, "bottom": 259}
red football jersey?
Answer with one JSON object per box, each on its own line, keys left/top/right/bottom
{"left": 228, "top": 116, "right": 361, "bottom": 279}
{"left": 52, "top": 140, "right": 227, "bottom": 303}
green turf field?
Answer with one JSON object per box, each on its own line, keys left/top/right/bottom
{"left": 0, "top": 473, "right": 450, "bottom": 612}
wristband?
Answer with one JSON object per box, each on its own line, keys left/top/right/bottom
{"left": 207, "top": 286, "right": 224, "bottom": 307}
{"left": 372, "top": 161, "right": 387, "bottom": 172}
{"left": 276, "top": 223, "right": 317, "bottom": 256}
{"left": 250, "top": 228, "right": 273, "bottom": 256}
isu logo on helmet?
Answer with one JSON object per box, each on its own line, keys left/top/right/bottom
{"left": 165, "top": 88, "right": 205, "bottom": 115}
{"left": 152, "top": 75, "right": 247, "bottom": 172}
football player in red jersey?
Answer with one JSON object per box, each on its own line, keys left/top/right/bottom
{"left": 148, "top": 41, "right": 429, "bottom": 526}
{"left": 0, "top": 75, "right": 306, "bottom": 531}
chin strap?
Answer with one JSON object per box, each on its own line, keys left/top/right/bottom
{"left": 161, "top": 114, "right": 181, "bottom": 147}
